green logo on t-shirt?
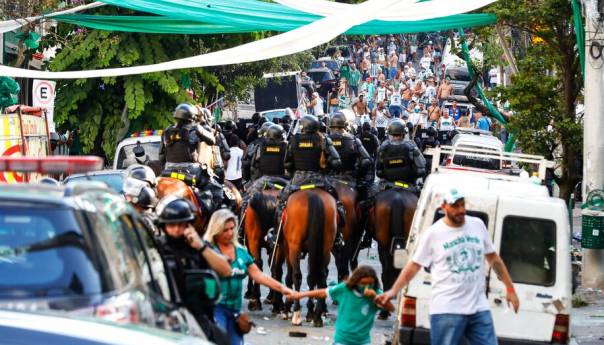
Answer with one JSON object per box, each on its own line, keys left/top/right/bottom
{"left": 443, "top": 235, "right": 482, "bottom": 274}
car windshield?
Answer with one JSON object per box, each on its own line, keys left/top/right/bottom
{"left": 262, "top": 110, "right": 286, "bottom": 123}
{"left": 451, "top": 145, "right": 501, "bottom": 170}
{"left": 446, "top": 68, "right": 471, "bottom": 82}
{"left": 308, "top": 71, "right": 333, "bottom": 84}
{"left": 65, "top": 173, "right": 124, "bottom": 194}
{"left": 0, "top": 206, "right": 108, "bottom": 299}
{"left": 310, "top": 60, "right": 339, "bottom": 71}
{"left": 116, "top": 141, "right": 161, "bottom": 170}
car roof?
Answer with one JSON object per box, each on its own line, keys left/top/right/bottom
{"left": 117, "top": 136, "right": 162, "bottom": 146}
{"left": 426, "top": 170, "right": 552, "bottom": 200}
{"left": 452, "top": 133, "right": 502, "bottom": 149}
{"left": 64, "top": 169, "right": 126, "bottom": 179}
{"left": 307, "top": 67, "right": 333, "bottom": 73}
{"left": 0, "top": 310, "right": 210, "bottom": 345}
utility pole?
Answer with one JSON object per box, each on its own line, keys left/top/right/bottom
{"left": 582, "top": 0, "right": 604, "bottom": 290}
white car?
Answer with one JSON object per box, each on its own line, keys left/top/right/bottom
{"left": 447, "top": 129, "right": 503, "bottom": 170}
{"left": 393, "top": 148, "right": 570, "bottom": 345}
{"left": 113, "top": 134, "right": 162, "bottom": 170}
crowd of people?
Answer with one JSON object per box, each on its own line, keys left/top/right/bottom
{"left": 113, "top": 33, "right": 518, "bottom": 345}
{"left": 302, "top": 34, "right": 501, "bottom": 144}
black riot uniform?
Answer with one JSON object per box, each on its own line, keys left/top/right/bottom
{"left": 328, "top": 112, "right": 372, "bottom": 184}
{"left": 241, "top": 125, "right": 289, "bottom": 217}
{"left": 241, "top": 121, "right": 272, "bottom": 182}
{"left": 159, "top": 104, "right": 224, "bottom": 213}
{"left": 374, "top": 120, "right": 426, "bottom": 189}
{"left": 268, "top": 115, "right": 345, "bottom": 249}
{"left": 154, "top": 196, "right": 229, "bottom": 345}
{"left": 419, "top": 126, "right": 440, "bottom": 174}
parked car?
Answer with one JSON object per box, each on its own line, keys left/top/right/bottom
{"left": 443, "top": 66, "right": 479, "bottom": 102}
{"left": 0, "top": 157, "right": 219, "bottom": 337}
{"left": 448, "top": 129, "right": 503, "bottom": 170}
{"left": 310, "top": 58, "right": 341, "bottom": 73}
{"left": 63, "top": 169, "right": 127, "bottom": 194}
{"left": 393, "top": 149, "right": 569, "bottom": 345}
{"left": 113, "top": 134, "right": 162, "bottom": 170}
{"left": 259, "top": 108, "right": 294, "bottom": 124}
{"left": 306, "top": 67, "right": 339, "bottom": 99}
{"left": 0, "top": 310, "right": 212, "bottom": 345}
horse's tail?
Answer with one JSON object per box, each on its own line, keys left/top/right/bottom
{"left": 389, "top": 190, "right": 407, "bottom": 246}
{"left": 307, "top": 192, "right": 326, "bottom": 287}
{"left": 249, "top": 192, "right": 278, "bottom": 233}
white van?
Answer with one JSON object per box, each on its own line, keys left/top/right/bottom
{"left": 393, "top": 148, "right": 571, "bottom": 345}
{"left": 113, "top": 133, "right": 162, "bottom": 170}
{"left": 447, "top": 130, "right": 504, "bottom": 170}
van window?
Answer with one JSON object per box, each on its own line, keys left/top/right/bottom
{"left": 434, "top": 209, "right": 488, "bottom": 227}
{"left": 499, "top": 216, "right": 556, "bottom": 286}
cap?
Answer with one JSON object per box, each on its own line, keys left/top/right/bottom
{"left": 443, "top": 188, "right": 465, "bottom": 204}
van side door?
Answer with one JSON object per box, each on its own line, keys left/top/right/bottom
{"left": 489, "top": 196, "right": 571, "bottom": 342}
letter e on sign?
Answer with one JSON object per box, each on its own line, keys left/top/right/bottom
{"left": 32, "top": 79, "right": 56, "bottom": 107}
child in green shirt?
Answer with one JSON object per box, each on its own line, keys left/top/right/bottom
{"left": 288, "top": 266, "right": 394, "bottom": 345}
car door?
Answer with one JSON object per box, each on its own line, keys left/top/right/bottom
{"left": 489, "top": 196, "right": 569, "bottom": 342}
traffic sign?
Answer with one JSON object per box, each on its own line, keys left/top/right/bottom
{"left": 32, "top": 79, "right": 56, "bottom": 132}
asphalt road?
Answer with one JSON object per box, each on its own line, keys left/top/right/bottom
{"left": 244, "top": 244, "right": 393, "bottom": 345}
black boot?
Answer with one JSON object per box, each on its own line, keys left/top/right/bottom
{"left": 266, "top": 201, "right": 285, "bottom": 250}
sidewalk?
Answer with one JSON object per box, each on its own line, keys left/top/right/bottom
{"left": 570, "top": 208, "right": 604, "bottom": 345}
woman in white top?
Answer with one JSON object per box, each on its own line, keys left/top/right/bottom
{"left": 225, "top": 135, "right": 244, "bottom": 190}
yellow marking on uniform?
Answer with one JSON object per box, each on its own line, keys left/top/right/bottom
{"left": 300, "top": 184, "right": 316, "bottom": 190}
{"left": 170, "top": 172, "right": 178, "bottom": 179}
{"left": 395, "top": 181, "right": 409, "bottom": 188}
{"left": 274, "top": 183, "right": 284, "bottom": 190}
{"left": 298, "top": 142, "right": 313, "bottom": 148}
{"left": 389, "top": 159, "right": 404, "bottom": 164}
{"left": 332, "top": 140, "right": 342, "bottom": 146}
{"left": 177, "top": 174, "right": 186, "bottom": 180}
{"left": 265, "top": 146, "right": 281, "bottom": 153}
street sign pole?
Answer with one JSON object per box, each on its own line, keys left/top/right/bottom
{"left": 582, "top": 0, "right": 604, "bottom": 290}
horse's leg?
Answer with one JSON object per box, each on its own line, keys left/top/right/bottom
{"left": 305, "top": 271, "right": 315, "bottom": 322}
{"left": 270, "top": 247, "right": 285, "bottom": 315}
{"left": 244, "top": 209, "right": 263, "bottom": 311}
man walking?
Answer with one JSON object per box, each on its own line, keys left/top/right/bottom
{"left": 376, "top": 188, "right": 519, "bottom": 345}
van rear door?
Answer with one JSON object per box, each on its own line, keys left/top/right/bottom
{"left": 489, "top": 196, "right": 571, "bottom": 342}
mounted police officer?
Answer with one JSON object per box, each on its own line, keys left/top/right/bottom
{"left": 197, "top": 107, "right": 230, "bottom": 184}
{"left": 372, "top": 119, "right": 426, "bottom": 195}
{"left": 241, "top": 120, "right": 272, "bottom": 183}
{"left": 327, "top": 112, "right": 372, "bottom": 190}
{"left": 268, "top": 115, "right": 345, "bottom": 248}
{"left": 159, "top": 103, "right": 224, "bottom": 213}
{"left": 240, "top": 124, "right": 289, "bottom": 215}
{"left": 154, "top": 196, "right": 231, "bottom": 345}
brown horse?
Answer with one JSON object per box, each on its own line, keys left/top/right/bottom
{"left": 367, "top": 187, "right": 418, "bottom": 319}
{"left": 242, "top": 189, "right": 280, "bottom": 312}
{"left": 332, "top": 180, "right": 362, "bottom": 282}
{"left": 156, "top": 177, "right": 208, "bottom": 233}
{"left": 281, "top": 189, "right": 337, "bottom": 327}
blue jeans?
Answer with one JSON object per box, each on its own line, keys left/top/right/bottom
{"left": 389, "top": 105, "right": 402, "bottom": 118}
{"left": 214, "top": 305, "right": 243, "bottom": 345}
{"left": 430, "top": 311, "right": 497, "bottom": 345}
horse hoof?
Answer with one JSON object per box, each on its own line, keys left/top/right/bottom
{"left": 248, "top": 299, "right": 262, "bottom": 311}
{"left": 244, "top": 291, "right": 252, "bottom": 300}
{"left": 313, "top": 318, "right": 324, "bottom": 328}
{"left": 280, "top": 312, "right": 289, "bottom": 320}
{"left": 263, "top": 298, "right": 273, "bottom": 305}
{"left": 291, "top": 311, "right": 303, "bottom": 326}
{"left": 305, "top": 315, "right": 313, "bottom": 323}
{"left": 378, "top": 310, "right": 390, "bottom": 320}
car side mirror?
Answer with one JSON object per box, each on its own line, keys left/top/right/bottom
{"left": 184, "top": 269, "right": 222, "bottom": 305}
{"left": 393, "top": 249, "right": 410, "bottom": 269}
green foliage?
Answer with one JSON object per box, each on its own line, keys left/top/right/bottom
{"left": 44, "top": 8, "right": 312, "bottom": 160}
{"left": 482, "top": 0, "right": 583, "bottom": 199}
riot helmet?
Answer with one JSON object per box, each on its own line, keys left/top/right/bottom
{"left": 329, "top": 112, "right": 348, "bottom": 129}
{"left": 126, "top": 164, "right": 156, "bottom": 187}
{"left": 123, "top": 177, "right": 157, "bottom": 209}
{"left": 156, "top": 196, "right": 196, "bottom": 224}
{"left": 173, "top": 103, "right": 196, "bottom": 121}
{"left": 299, "top": 115, "right": 320, "bottom": 134}
{"left": 258, "top": 121, "right": 273, "bottom": 137}
{"left": 426, "top": 126, "right": 437, "bottom": 137}
{"left": 223, "top": 120, "right": 236, "bottom": 132}
{"left": 266, "top": 124, "right": 285, "bottom": 141}
{"left": 387, "top": 120, "right": 406, "bottom": 137}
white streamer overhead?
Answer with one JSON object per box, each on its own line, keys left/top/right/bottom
{"left": 0, "top": 2, "right": 105, "bottom": 34}
{"left": 274, "top": 0, "right": 496, "bottom": 22}
{"left": 0, "top": 0, "right": 410, "bottom": 79}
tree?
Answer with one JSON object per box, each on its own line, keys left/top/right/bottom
{"left": 477, "top": 0, "right": 583, "bottom": 201}
{"left": 43, "top": 8, "right": 311, "bottom": 160}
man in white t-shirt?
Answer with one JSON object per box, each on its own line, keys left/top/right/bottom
{"left": 376, "top": 188, "right": 519, "bottom": 345}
